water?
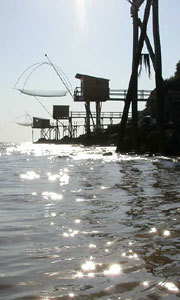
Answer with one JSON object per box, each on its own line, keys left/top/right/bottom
{"left": 0, "top": 142, "right": 180, "bottom": 300}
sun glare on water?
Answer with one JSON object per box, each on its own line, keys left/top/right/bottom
{"left": 104, "top": 264, "right": 122, "bottom": 276}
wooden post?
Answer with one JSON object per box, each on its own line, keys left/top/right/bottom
{"left": 96, "top": 101, "right": 101, "bottom": 133}
{"left": 116, "top": 0, "right": 152, "bottom": 152}
{"left": 131, "top": 0, "right": 139, "bottom": 152}
{"left": 56, "top": 120, "right": 59, "bottom": 141}
{"left": 152, "top": 0, "right": 165, "bottom": 153}
{"left": 85, "top": 101, "right": 91, "bottom": 135}
{"left": 138, "top": 18, "right": 171, "bottom": 123}
{"left": 69, "top": 113, "right": 73, "bottom": 138}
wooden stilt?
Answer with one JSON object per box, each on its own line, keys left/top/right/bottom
{"left": 85, "top": 101, "right": 91, "bottom": 135}
{"left": 116, "top": 0, "right": 152, "bottom": 152}
{"left": 96, "top": 101, "right": 101, "bottom": 133}
{"left": 131, "top": 0, "right": 139, "bottom": 152}
{"left": 152, "top": 0, "right": 165, "bottom": 153}
{"left": 56, "top": 120, "right": 59, "bottom": 141}
{"left": 69, "top": 113, "right": 73, "bottom": 138}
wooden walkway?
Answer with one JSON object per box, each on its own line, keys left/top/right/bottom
{"left": 109, "top": 89, "right": 151, "bottom": 101}
{"left": 74, "top": 88, "right": 151, "bottom": 102}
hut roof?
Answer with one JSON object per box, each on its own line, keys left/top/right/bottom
{"left": 75, "top": 73, "right": 109, "bottom": 82}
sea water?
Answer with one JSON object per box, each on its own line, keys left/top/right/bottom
{"left": 0, "top": 142, "right": 180, "bottom": 300}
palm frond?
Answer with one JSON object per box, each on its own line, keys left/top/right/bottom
{"left": 138, "top": 53, "right": 151, "bottom": 78}
{"left": 138, "top": 54, "right": 143, "bottom": 77}
{"left": 143, "top": 53, "right": 151, "bottom": 77}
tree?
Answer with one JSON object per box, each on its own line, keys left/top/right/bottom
{"left": 175, "top": 61, "right": 180, "bottom": 77}
{"left": 166, "top": 60, "right": 180, "bottom": 90}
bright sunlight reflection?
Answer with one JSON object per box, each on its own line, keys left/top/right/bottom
{"left": 164, "top": 282, "right": 179, "bottom": 292}
{"left": 20, "top": 171, "right": 40, "bottom": 180}
{"left": 159, "top": 282, "right": 179, "bottom": 293}
{"left": 81, "top": 261, "right": 96, "bottom": 272}
{"left": 89, "top": 244, "right": 96, "bottom": 248}
{"left": 149, "top": 227, "right": 157, "bottom": 233}
{"left": 104, "top": 264, "right": 121, "bottom": 276}
{"left": 88, "top": 272, "right": 95, "bottom": 277}
{"left": 74, "top": 271, "right": 84, "bottom": 278}
{"left": 74, "top": 219, "right": 81, "bottom": 224}
{"left": 47, "top": 173, "right": 60, "bottom": 181}
{"left": 163, "top": 230, "right": 171, "bottom": 237}
{"left": 42, "top": 192, "right": 63, "bottom": 201}
{"left": 60, "top": 172, "right": 69, "bottom": 186}
{"left": 142, "top": 281, "right": 150, "bottom": 287}
{"left": 63, "top": 230, "right": 79, "bottom": 238}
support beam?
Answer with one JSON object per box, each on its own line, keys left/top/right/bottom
{"left": 56, "top": 120, "right": 59, "bottom": 141}
{"left": 69, "top": 114, "right": 73, "bottom": 138}
{"left": 116, "top": 0, "right": 152, "bottom": 152}
{"left": 96, "top": 101, "right": 101, "bottom": 133}
{"left": 139, "top": 18, "right": 171, "bottom": 124}
{"left": 85, "top": 101, "right": 91, "bottom": 135}
{"left": 152, "top": 0, "right": 165, "bottom": 153}
{"left": 138, "top": 18, "right": 155, "bottom": 67}
{"left": 131, "top": 0, "right": 139, "bottom": 152}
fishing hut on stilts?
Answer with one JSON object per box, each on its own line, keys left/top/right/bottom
{"left": 14, "top": 50, "right": 153, "bottom": 144}
{"left": 116, "top": 0, "right": 167, "bottom": 154}
{"left": 74, "top": 74, "right": 110, "bottom": 135}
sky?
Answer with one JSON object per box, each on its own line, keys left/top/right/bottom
{"left": 0, "top": 0, "right": 179, "bottom": 142}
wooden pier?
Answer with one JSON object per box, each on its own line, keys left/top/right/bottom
{"left": 32, "top": 73, "right": 152, "bottom": 143}
{"left": 32, "top": 110, "right": 131, "bottom": 143}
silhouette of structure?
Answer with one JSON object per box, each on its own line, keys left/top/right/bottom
{"left": 74, "top": 73, "right": 151, "bottom": 136}
{"left": 74, "top": 74, "right": 110, "bottom": 134}
{"left": 116, "top": 0, "right": 167, "bottom": 153}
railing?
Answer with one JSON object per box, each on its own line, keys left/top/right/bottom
{"left": 71, "top": 111, "right": 124, "bottom": 119}
{"left": 110, "top": 89, "right": 151, "bottom": 101}
{"left": 74, "top": 87, "right": 84, "bottom": 101}
{"left": 74, "top": 87, "right": 152, "bottom": 102}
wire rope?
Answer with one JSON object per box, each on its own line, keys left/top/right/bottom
{"left": 14, "top": 62, "right": 45, "bottom": 90}
{"left": 34, "top": 96, "right": 64, "bottom": 126}
{"left": 22, "top": 62, "right": 47, "bottom": 90}
{"left": 45, "top": 54, "right": 74, "bottom": 99}
{"left": 14, "top": 56, "right": 74, "bottom": 129}
{"left": 14, "top": 57, "right": 74, "bottom": 98}
{"left": 34, "top": 96, "right": 52, "bottom": 118}
{"left": 53, "top": 63, "right": 73, "bottom": 93}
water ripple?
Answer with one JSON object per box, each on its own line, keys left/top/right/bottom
{"left": 0, "top": 143, "right": 180, "bottom": 299}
